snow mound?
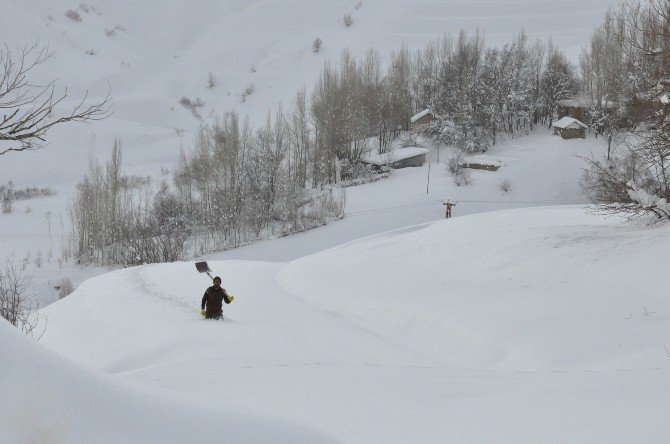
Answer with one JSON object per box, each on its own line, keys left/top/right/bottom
{"left": 0, "top": 318, "right": 337, "bottom": 443}
{"left": 279, "top": 206, "right": 670, "bottom": 371}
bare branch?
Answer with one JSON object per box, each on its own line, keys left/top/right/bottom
{"left": 0, "top": 41, "right": 112, "bottom": 156}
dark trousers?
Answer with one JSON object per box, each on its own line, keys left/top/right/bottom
{"left": 206, "top": 310, "right": 223, "bottom": 320}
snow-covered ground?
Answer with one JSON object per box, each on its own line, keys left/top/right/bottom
{"left": 0, "top": 317, "right": 338, "bottom": 443}
{"left": 30, "top": 206, "right": 670, "bottom": 443}
{"left": 208, "top": 130, "right": 602, "bottom": 262}
{"left": 3, "top": 1, "right": 651, "bottom": 442}
{"left": 0, "top": 0, "right": 618, "bottom": 279}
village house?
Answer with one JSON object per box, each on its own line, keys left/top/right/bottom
{"left": 552, "top": 116, "right": 588, "bottom": 139}
{"left": 409, "top": 109, "right": 437, "bottom": 133}
{"left": 557, "top": 96, "right": 617, "bottom": 123}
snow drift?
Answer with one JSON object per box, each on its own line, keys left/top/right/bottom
{"left": 279, "top": 206, "right": 670, "bottom": 372}
{"left": 0, "top": 317, "right": 337, "bottom": 444}
{"left": 27, "top": 206, "right": 670, "bottom": 442}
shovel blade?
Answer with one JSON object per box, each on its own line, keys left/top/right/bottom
{"left": 195, "top": 261, "right": 211, "bottom": 274}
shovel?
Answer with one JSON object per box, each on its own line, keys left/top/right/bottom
{"left": 195, "top": 261, "right": 213, "bottom": 280}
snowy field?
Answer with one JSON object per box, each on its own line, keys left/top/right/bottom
{"left": 0, "top": 0, "right": 618, "bottom": 282}
{"left": 3, "top": 0, "right": 656, "bottom": 442}
{"left": 12, "top": 206, "right": 668, "bottom": 443}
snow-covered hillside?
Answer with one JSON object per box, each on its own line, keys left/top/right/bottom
{"left": 33, "top": 207, "right": 670, "bottom": 443}
{"left": 0, "top": 0, "right": 618, "bottom": 305}
{"left": 0, "top": 317, "right": 338, "bottom": 443}
{"left": 1, "top": 0, "right": 619, "bottom": 185}
{"left": 3, "top": 3, "right": 653, "bottom": 441}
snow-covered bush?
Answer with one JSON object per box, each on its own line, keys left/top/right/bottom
{"left": 240, "top": 84, "right": 255, "bottom": 102}
{"left": 207, "top": 72, "right": 217, "bottom": 89}
{"left": 343, "top": 13, "right": 353, "bottom": 27}
{"left": 340, "top": 159, "right": 380, "bottom": 181}
{"left": 312, "top": 38, "right": 323, "bottom": 53}
{"left": 498, "top": 178, "right": 513, "bottom": 193}
{"left": 447, "top": 151, "right": 472, "bottom": 186}
{"left": 446, "top": 151, "right": 464, "bottom": 175}
{"left": 397, "top": 132, "right": 417, "bottom": 149}
{"left": 65, "top": 9, "right": 82, "bottom": 21}
{"left": 453, "top": 168, "right": 472, "bottom": 186}
{"left": 105, "top": 28, "right": 117, "bottom": 37}
{"left": 179, "top": 97, "right": 205, "bottom": 119}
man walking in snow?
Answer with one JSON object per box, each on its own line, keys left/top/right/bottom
{"left": 201, "top": 276, "right": 233, "bottom": 319}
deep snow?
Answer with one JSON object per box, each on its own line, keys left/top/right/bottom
{"left": 1, "top": 1, "right": 650, "bottom": 442}
{"left": 30, "top": 206, "right": 670, "bottom": 443}
{"left": 0, "top": 317, "right": 338, "bottom": 444}
{"left": 0, "top": 0, "right": 618, "bottom": 307}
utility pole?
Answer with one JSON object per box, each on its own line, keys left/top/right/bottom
{"left": 426, "top": 162, "right": 431, "bottom": 195}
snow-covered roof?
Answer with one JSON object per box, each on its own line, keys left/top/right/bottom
{"left": 361, "top": 147, "right": 429, "bottom": 166}
{"left": 410, "top": 109, "right": 436, "bottom": 123}
{"left": 463, "top": 155, "right": 504, "bottom": 168}
{"left": 557, "top": 97, "right": 617, "bottom": 109}
{"left": 552, "top": 116, "right": 588, "bottom": 130}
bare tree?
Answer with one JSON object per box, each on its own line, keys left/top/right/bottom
{"left": 541, "top": 44, "right": 577, "bottom": 127}
{"left": 207, "top": 71, "right": 217, "bottom": 89}
{"left": 582, "top": 0, "right": 670, "bottom": 223}
{"left": 312, "top": 37, "right": 323, "bottom": 53}
{"left": 0, "top": 256, "right": 43, "bottom": 337}
{"left": 0, "top": 42, "right": 111, "bottom": 156}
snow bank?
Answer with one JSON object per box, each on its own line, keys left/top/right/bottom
{"left": 279, "top": 206, "right": 670, "bottom": 371}
{"left": 0, "top": 318, "right": 338, "bottom": 443}
{"left": 28, "top": 206, "right": 670, "bottom": 442}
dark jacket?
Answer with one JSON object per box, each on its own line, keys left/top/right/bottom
{"left": 201, "top": 285, "right": 232, "bottom": 317}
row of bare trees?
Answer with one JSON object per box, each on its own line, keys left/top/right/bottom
{"left": 69, "top": 139, "right": 192, "bottom": 266}
{"left": 70, "top": 123, "right": 345, "bottom": 266}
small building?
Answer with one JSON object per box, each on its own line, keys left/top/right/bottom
{"left": 410, "top": 109, "right": 437, "bottom": 132}
{"left": 557, "top": 97, "right": 617, "bottom": 122}
{"left": 552, "top": 116, "right": 587, "bottom": 139}
{"left": 361, "top": 147, "right": 429, "bottom": 169}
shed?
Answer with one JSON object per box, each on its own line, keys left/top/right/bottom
{"left": 552, "top": 117, "right": 587, "bottom": 139}
{"left": 557, "top": 97, "right": 617, "bottom": 122}
{"left": 410, "top": 109, "right": 437, "bottom": 132}
{"left": 361, "top": 147, "right": 429, "bottom": 169}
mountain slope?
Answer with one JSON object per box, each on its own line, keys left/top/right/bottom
{"left": 1, "top": 0, "right": 618, "bottom": 186}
